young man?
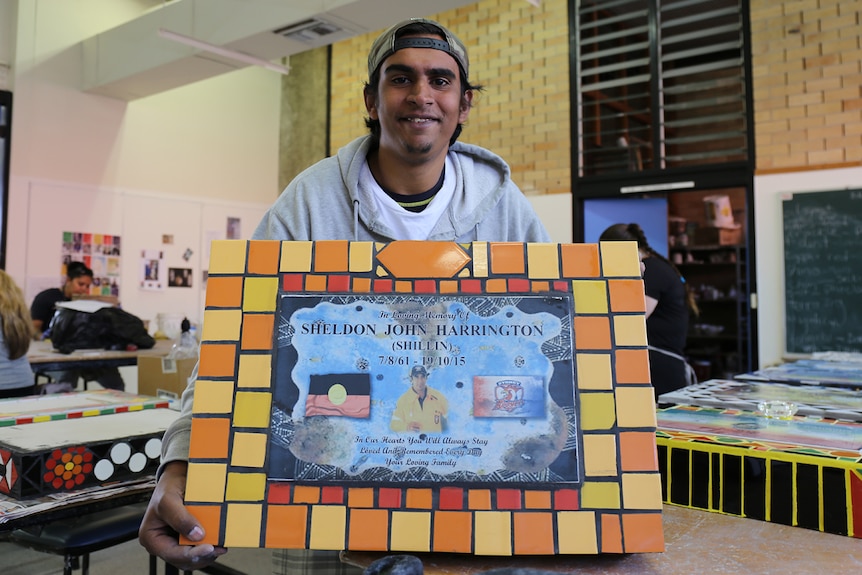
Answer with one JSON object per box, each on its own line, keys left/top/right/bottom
{"left": 139, "top": 18, "right": 550, "bottom": 573}
{"left": 390, "top": 365, "right": 448, "bottom": 433}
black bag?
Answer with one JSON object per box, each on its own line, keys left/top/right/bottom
{"left": 49, "top": 307, "right": 155, "bottom": 354}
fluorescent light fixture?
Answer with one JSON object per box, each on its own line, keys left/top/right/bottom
{"left": 157, "top": 28, "right": 291, "bottom": 75}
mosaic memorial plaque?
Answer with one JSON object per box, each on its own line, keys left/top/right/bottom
{"left": 183, "top": 240, "right": 665, "bottom": 555}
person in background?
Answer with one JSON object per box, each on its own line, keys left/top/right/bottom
{"left": 139, "top": 17, "right": 550, "bottom": 574}
{"left": 600, "top": 223, "right": 699, "bottom": 399}
{"left": 30, "top": 261, "right": 125, "bottom": 391}
{"left": 0, "top": 270, "right": 37, "bottom": 398}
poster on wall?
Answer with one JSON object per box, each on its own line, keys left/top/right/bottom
{"left": 140, "top": 250, "right": 165, "bottom": 291}
{"left": 62, "top": 231, "right": 121, "bottom": 297}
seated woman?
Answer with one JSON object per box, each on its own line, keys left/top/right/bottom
{"left": 30, "top": 261, "right": 125, "bottom": 392}
{"left": 0, "top": 270, "right": 37, "bottom": 398}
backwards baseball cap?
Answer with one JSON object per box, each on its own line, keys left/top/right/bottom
{"left": 367, "top": 18, "right": 469, "bottom": 81}
{"left": 410, "top": 365, "right": 428, "bottom": 377}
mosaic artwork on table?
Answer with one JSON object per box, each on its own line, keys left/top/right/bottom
{"left": 736, "top": 359, "right": 862, "bottom": 389}
{"left": 0, "top": 409, "right": 177, "bottom": 499}
{"left": 183, "top": 240, "right": 664, "bottom": 555}
{"left": 658, "top": 379, "right": 862, "bottom": 422}
{"left": 0, "top": 390, "right": 171, "bottom": 427}
{"left": 656, "top": 405, "right": 862, "bottom": 538}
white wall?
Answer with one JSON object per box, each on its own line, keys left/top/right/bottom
{"left": 6, "top": 0, "right": 280, "bottom": 327}
{"left": 754, "top": 166, "right": 862, "bottom": 368}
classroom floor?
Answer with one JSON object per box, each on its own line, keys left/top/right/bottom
{"left": 0, "top": 538, "right": 274, "bottom": 574}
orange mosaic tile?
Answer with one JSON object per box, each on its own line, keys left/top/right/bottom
{"left": 188, "top": 417, "right": 230, "bottom": 459}
{"left": 347, "top": 508, "right": 390, "bottom": 551}
{"left": 265, "top": 505, "right": 308, "bottom": 548}
{"left": 314, "top": 241, "right": 350, "bottom": 272}
{"left": 622, "top": 513, "right": 665, "bottom": 553}
{"left": 240, "top": 313, "right": 274, "bottom": 350}
{"left": 205, "top": 276, "right": 244, "bottom": 308}
{"left": 561, "top": 243, "right": 600, "bottom": 277}
{"left": 600, "top": 513, "right": 624, "bottom": 553}
{"left": 181, "top": 505, "right": 222, "bottom": 545}
{"left": 608, "top": 279, "right": 647, "bottom": 312}
{"left": 433, "top": 511, "right": 473, "bottom": 553}
{"left": 198, "top": 344, "right": 237, "bottom": 378}
{"left": 574, "top": 316, "right": 612, "bottom": 349}
{"left": 490, "top": 242, "right": 526, "bottom": 274}
{"left": 248, "top": 240, "right": 280, "bottom": 275}
{"left": 614, "top": 349, "right": 651, "bottom": 384}
{"left": 184, "top": 240, "right": 664, "bottom": 556}
{"left": 513, "top": 512, "right": 555, "bottom": 554}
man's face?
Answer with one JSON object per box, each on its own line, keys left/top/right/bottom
{"left": 66, "top": 275, "right": 92, "bottom": 296}
{"left": 365, "top": 37, "right": 472, "bottom": 166}
{"left": 411, "top": 372, "right": 428, "bottom": 395}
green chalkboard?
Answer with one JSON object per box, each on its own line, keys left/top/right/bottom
{"left": 783, "top": 189, "right": 862, "bottom": 353}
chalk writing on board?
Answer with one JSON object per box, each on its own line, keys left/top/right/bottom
{"left": 783, "top": 189, "right": 862, "bottom": 353}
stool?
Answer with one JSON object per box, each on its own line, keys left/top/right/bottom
{"left": 10, "top": 502, "right": 150, "bottom": 575}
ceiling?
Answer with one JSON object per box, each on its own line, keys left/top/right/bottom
{"left": 81, "top": 0, "right": 480, "bottom": 100}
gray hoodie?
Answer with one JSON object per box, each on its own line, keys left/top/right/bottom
{"left": 159, "top": 135, "right": 550, "bottom": 470}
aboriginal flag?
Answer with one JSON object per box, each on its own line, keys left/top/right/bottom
{"left": 305, "top": 373, "right": 371, "bottom": 418}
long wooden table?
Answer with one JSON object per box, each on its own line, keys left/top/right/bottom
{"left": 27, "top": 339, "right": 174, "bottom": 372}
{"left": 342, "top": 504, "right": 862, "bottom": 574}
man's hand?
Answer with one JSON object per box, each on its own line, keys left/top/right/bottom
{"left": 138, "top": 461, "right": 227, "bottom": 570}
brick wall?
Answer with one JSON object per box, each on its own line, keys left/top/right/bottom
{"left": 751, "top": 0, "right": 862, "bottom": 171}
{"left": 329, "top": 0, "right": 571, "bottom": 195}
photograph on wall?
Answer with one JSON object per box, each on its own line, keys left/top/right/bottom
{"left": 168, "top": 267, "right": 193, "bottom": 288}
{"left": 226, "top": 217, "right": 241, "bottom": 240}
{"left": 268, "top": 293, "right": 580, "bottom": 487}
{"left": 139, "top": 249, "right": 164, "bottom": 291}
{"left": 61, "top": 231, "right": 121, "bottom": 297}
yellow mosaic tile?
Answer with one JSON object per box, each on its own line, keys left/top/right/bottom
{"left": 349, "top": 242, "right": 374, "bottom": 272}
{"left": 225, "top": 504, "right": 262, "bottom": 547}
{"left": 557, "top": 512, "right": 599, "bottom": 554}
{"left": 192, "top": 380, "right": 235, "bottom": 414}
{"left": 572, "top": 280, "right": 608, "bottom": 314}
{"left": 309, "top": 506, "right": 348, "bottom": 550}
{"left": 579, "top": 393, "right": 617, "bottom": 430}
{"left": 583, "top": 435, "right": 619, "bottom": 477}
{"left": 616, "top": 388, "right": 658, "bottom": 428}
{"left": 576, "top": 354, "right": 613, "bottom": 390}
{"left": 613, "top": 315, "right": 648, "bottom": 347}
{"left": 526, "top": 243, "right": 560, "bottom": 279}
{"left": 209, "top": 241, "right": 247, "bottom": 274}
{"left": 474, "top": 511, "right": 513, "bottom": 555}
{"left": 185, "top": 463, "right": 227, "bottom": 503}
{"left": 237, "top": 354, "right": 272, "bottom": 389}
{"left": 472, "top": 242, "right": 488, "bottom": 277}
{"left": 621, "top": 473, "right": 664, "bottom": 510}
{"left": 391, "top": 511, "right": 432, "bottom": 552}
{"left": 280, "top": 241, "right": 313, "bottom": 272}
{"left": 243, "top": 277, "right": 280, "bottom": 312}
{"left": 226, "top": 472, "right": 267, "bottom": 501}
{"left": 581, "top": 481, "right": 621, "bottom": 509}
{"left": 599, "top": 241, "right": 641, "bottom": 277}
{"left": 233, "top": 392, "right": 272, "bottom": 428}
{"left": 201, "top": 309, "right": 242, "bottom": 342}
{"left": 230, "top": 432, "right": 268, "bottom": 467}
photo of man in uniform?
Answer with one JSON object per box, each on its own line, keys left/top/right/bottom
{"left": 390, "top": 365, "right": 448, "bottom": 433}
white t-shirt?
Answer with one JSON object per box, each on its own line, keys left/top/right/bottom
{"left": 359, "top": 155, "right": 456, "bottom": 240}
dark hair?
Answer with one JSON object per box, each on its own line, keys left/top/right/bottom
{"left": 363, "top": 21, "right": 483, "bottom": 147}
{"left": 600, "top": 223, "right": 699, "bottom": 316}
{"left": 67, "top": 261, "right": 94, "bottom": 280}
